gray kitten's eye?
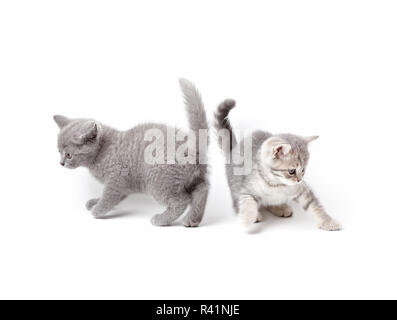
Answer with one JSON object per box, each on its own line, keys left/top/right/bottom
{"left": 288, "top": 169, "right": 296, "bottom": 175}
{"left": 65, "top": 153, "right": 72, "bottom": 159}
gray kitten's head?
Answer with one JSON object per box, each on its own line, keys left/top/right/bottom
{"left": 260, "top": 134, "right": 318, "bottom": 186}
{"left": 53, "top": 115, "right": 102, "bottom": 169}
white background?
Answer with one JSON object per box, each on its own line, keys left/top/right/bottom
{"left": 1, "top": 0, "right": 396, "bottom": 299}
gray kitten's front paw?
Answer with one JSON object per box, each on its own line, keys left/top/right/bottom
{"left": 151, "top": 214, "right": 171, "bottom": 226}
{"left": 86, "top": 198, "right": 100, "bottom": 211}
{"left": 91, "top": 210, "right": 106, "bottom": 219}
{"left": 319, "top": 219, "right": 342, "bottom": 231}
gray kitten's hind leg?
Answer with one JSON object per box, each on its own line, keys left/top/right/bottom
{"left": 151, "top": 193, "right": 190, "bottom": 226}
{"left": 265, "top": 204, "right": 293, "bottom": 218}
{"left": 151, "top": 201, "right": 190, "bottom": 226}
{"left": 183, "top": 182, "right": 209, "bottom": 227}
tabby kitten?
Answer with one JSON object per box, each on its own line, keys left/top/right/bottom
{"left": 54, "top": 79, "right": 209, "bottom": 227}
{"left": 214, "top": 99, "right": 341, "bottom": 231}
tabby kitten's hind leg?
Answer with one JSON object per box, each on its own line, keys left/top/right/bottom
{"left": 266, "top": 204, "right": 293, "bottom": 218}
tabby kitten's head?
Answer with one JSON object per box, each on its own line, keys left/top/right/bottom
{"left": 260, "top": 134, "right": 318, "bottom": 186}
{"left": 53, "top": 115, "right": 102, "bottom": 169}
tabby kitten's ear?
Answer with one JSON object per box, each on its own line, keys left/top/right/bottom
{"left": 305, "top": 136, "right": 319, "bottom": 144}
{"left": 273, "top": 143, "right": 292, "bottom": 159}
{"left": 77, "top": 121, "right": 98, "bottom": 144}
{"left": 53, "top": 115, "right": 71, "bottom": 129}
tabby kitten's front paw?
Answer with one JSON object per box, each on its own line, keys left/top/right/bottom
{"left": 266, "top": 204, "right": 293, "bottom": 218}
{"left": 319, "top": 219, "right": 342, "bottom": 231}
{"left": 86, "top": 198, "right": 100, "bottom": 211}
{"left": 239, "top": 210, "right": 259, "bottom": 226}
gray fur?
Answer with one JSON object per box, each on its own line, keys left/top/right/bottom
{"left": 214, "top": 99, "right": 237, "bottom": 152}
{"left": 54, "top": 79, "right": 209, "bottom": 227}
{"left": 214, "top": 100, "right": 342, "bottom": 231}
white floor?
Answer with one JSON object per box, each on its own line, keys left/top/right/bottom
{"left": 1, "top": 0, "right": 397, "bottom": 299}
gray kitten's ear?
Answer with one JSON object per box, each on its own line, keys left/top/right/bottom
{"left": 305, "top": 136, "right": 319, "bottom": 144}
{"left": 273, "top": 143, "right": 292, "bottom": 159}
{"left": 78, "top": 122, "right": 98, "bottom": 143}
{"left": 53, "top": 115, "right": 71, "bottom": 129}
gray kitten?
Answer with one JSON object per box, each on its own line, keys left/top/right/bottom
{"left": 54, "top": 79, "right": 209, "bottom": 227}
{"left": 214, "top": 99, "right": 342, "bottom": 231}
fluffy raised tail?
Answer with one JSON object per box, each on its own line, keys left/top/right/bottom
{"left": 179, "top": 78, "right": 209, "bottom": 133}
{"left": 179, "top": 79, "right": 209, "bottom": 228}
{"left": 214, "top": 99, "right": 237, "bottom": 153}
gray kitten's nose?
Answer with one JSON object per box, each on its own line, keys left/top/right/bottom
{"left": 60, "top": 162, "right": 65, "bottom": 166}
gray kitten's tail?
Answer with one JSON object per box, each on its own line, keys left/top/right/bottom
{"left": 179, "top": 79, "right": 209, "bottom": 227}
{"left": 214, "top": 99, "right": 237, "bottom": 153}
{"left": 179, "top": 78, "right": 209, "bottom": 133}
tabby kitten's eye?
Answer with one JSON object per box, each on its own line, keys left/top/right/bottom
{"left": 65, "top": 153, "right": 72, "bottom": 159}
{"left": 288, "top": 169, "right": 296, "bottom": 175}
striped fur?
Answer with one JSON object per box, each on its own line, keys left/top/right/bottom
{"left": 293, "top": 183, "right": 341, "bottom": 231}
{"left": 214, "top": 99, "right": 237, "bottom": 153}
{"left": 213, "top": 97, "right": 341, "bottom": 231}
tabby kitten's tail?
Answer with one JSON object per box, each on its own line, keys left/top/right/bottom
{"left": 214, "top": 99, "right": 237, "bottom": 154}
